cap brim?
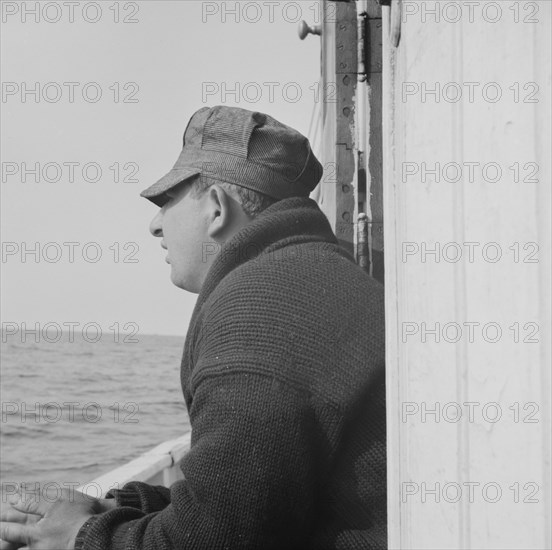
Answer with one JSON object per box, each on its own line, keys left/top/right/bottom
{"left": 140, "top": 167, "right": 201, "bottom": 207}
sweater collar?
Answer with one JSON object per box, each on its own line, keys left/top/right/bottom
{"left": 193, "top": 196, "right": 339, "bottom": 315}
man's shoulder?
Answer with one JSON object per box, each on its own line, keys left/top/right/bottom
{"left": 188, "top": 240, "right": 384, "bottom": 403}
{"left": 201, "top": 239, "right": 384, "bottom": 331}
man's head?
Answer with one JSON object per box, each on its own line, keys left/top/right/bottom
{"left": 143, "top": 106, "right": 322, "bottom": 293}
{"left": 148, "top": 174, "right": 277, "bottom": 292}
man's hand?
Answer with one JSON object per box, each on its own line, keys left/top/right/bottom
{"left": 0, "top": 488, "right": 116, "bottom": 550}
{"left": 0, "top": 506, "right": 39, "bottom": 550}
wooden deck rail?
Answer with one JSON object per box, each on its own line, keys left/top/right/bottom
{"left": 78, "top": 432, "right": 191, "bottom": 498}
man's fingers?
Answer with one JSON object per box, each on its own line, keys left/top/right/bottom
{"left": 0, "top": 522, "right": 31, "bottom": 546}
{"left": 0, "top": 510, "right": 24, "bottom": 523}
{"left": 0, "top": 510, "right": 37, "bottom": 525}
{"left": 9, "top": 495, "right": 45, "bottom": 518}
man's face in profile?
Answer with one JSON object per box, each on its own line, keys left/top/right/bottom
{"left": 149, "top": 181, "right": 208, "bottom": 293}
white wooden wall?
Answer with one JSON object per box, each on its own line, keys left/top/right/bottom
{"left": 382, "top": 1, "right": 551, "bottom": 548}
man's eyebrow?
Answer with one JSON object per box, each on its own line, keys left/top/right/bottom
{"left": 166, "top": 180, "right": 190, "bottom": 199}
{"left": 165, "top": 186, "right": 182, "bottom": 198}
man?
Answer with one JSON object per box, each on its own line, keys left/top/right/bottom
{"left": 0, "top": 106, "right": 386, "bottom": 549}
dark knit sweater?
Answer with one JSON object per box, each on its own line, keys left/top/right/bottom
{"left": 75, "top": 197, "right": 386, "bottom": 550}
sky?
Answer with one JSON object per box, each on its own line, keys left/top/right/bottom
{"left": 0, "top": 0, "right": 322, "bottom": 336}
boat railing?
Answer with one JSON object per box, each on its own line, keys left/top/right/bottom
{"left": 78, "top": 431, "right": 191, "bottom": 498}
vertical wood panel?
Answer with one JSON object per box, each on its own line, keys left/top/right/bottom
{"left": 384, "top": 1, "right": 551, "bottom": 548}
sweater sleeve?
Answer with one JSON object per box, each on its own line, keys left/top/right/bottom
{"left": 76, "top": 368, "right": 322, "bottom": 550}
{"left": 106, "top": 482, "right": 172, "bottom": 513}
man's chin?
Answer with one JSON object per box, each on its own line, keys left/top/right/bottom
{"left": 170, "top": 270, "right": 199, "bottom": 294}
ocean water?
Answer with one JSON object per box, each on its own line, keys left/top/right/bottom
{"left": 0, "top": 333, "right": 190, "bottom": 495}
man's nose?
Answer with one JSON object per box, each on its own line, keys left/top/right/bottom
{"left": 149, "top": 210, "right": 163, "bottom": 237}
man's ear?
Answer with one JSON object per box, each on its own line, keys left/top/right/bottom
{"left": 205, "top": 185, "right": 231, "bottom": 239}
